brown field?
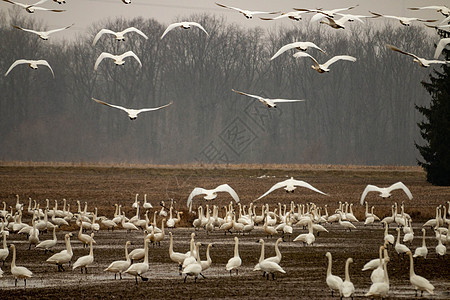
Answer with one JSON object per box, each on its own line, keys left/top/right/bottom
{"left": 0, "top": 164, "right": 449, "bottom": 299}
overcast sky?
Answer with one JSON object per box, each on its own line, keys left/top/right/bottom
{"left": 0, "top": 0, "right": 446, "bottom": 40}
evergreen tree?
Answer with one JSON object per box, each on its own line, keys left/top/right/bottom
{"left": 416, "top": 28, "right": 450, "bottom": 185}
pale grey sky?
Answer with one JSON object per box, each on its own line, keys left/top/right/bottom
{"left": 0, "top": 0, "right": 446, "bottom": 40}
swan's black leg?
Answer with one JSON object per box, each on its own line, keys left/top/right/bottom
{"left": 200, "top": 273, "right": 206, "bottom": 279}
{"left": 184, "top": 275, "right": 187, "bottom": 283}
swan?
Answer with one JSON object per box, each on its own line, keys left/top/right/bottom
{"left": 73, "top": 233, "right": 95, "bottom": 273}
{"left": 320, "top": 16, "right": 355, "bottom": 29}
{"left": 128, "top": 236, "right": 149, "bottom": 262}
{"left": 169, "top": 232, "right": 189, "bottom": 274}
{"left": 28, "top": 218, "right": 40, "bottom": 250}
{"left": 270, "top": 41, "right": 325, "bottom": 60}
{"left": 408, "top": 5, "right": 450, "bottom": 17}
{"left": 226, "top": 237, "right": 242, "bottom": 275}
{"left": 77, "top": 224, "right": 96, "bottom": 247}
{"left": 10, "top": 244, "right": 33, "bottom": 286}
{"left": 362, "top": 244, "right": 390, "bottom": 272}
{"left": 325, "top": 252, "right": 343, "bottom": 297}
{"left": 413, "top": 228, "right": 428, "bottom": 259}
{"left": 36, "top": 226, "right": 57, "bottom": 253}
{"left": 434, "top": 38, "right": 450, "bottom": 59}
{"left": 340, "top": 258, "right": 355, "bottom": 298}
{"left": 406, "top": 251, "right": 435, "bottom": 296}
{"left": 166, "top": 207, "right": 176, "bottom": 228}
{"left": 403, "top": 220, "right": 414, "bottom": 244}
{"left": 2, "top": 0, "right": 65, "bottom": 13}
{"left": 5, "top": 59, "right": 54, "bottom": 77}
{"left": 254, "top": 239, "right": 285, "bottom": 280}
{"left": 182, "top": 233, "right": 198, "bottom": 268}
{"left": 231, "top": 89, "right": 304, "bottom": 108}
{"left": 435, "top": 232, "right": 447, "bottom": 257}
{"left": 99, "top": 216, "right": 117, "bottom": 231}
{"left": 93, "top": 27, "right": 148, "bottom": 45}
{"left": 92, "top": 98, "right": 172, "bottom": 120}
{"left": 94, "top": 50, "right": 142, "bottom": 70}
{"left": 46, "top": 233, "right": 73, "bottom": 271}
{"left": 132, "top": 194, "right": 139, "bottom": 209}
{"left": 182, "top": 242, "right": 204, "bottom": 282}
{"left": 338, "top": 213, "right": 356, "bottom": 232}
{"left": 371, "top": 245, "right": 388, "bottom": 283}
{"left": 200, "top": 243, "right": 213, "bottom": 272}
{"left": 0, "top": 232, "right": 9, "bottom": 266}
{"left": 149, "top": 218, "right": 165, "bottom": 246}
{"left": 125, "top": 238, "right": 150, "bottom": 283}
{"left": 160, "top": 21, "right": 208, "bottom": 39}
{"left": 360, "top": 182, "right": 412, "bottom": 204}
{"left": 370, "top": 11, "right": 437, "bottom": 26}
{"left": 104, "top": 241, "right": 131, "bottom": 279}
{"left": 294, "top": 5, "right": 359, "bottom": 23}
{"left": 260, "top": 11, "right": 306, "bottom": 21}
{"left": 121, "top": 212, "right": 139, "bottom": 232}
{"left": 122, "top": 0, "right": 130, "bottom": 3}
{"left": 263, "top": 215, "right": 278, "bottom": 238}
{"left": 143, "top": 194, "right": 152, "bottom": 209}
{"left": 187, "top": 184, "right": 240, "bottom": 211}
{"left": 386, "top": 44, "right": 450, "bottom": 68}
{"left": 13, "top": 23, "right": 73, "bottom": 40}
{"left": 365, "top": 250, "right": 389, "bottom": 298}
{"left": 215, "top": 2, "right": 279, "bottom": 19}
{"left": 395, "top": 227, "right": 410, "bottom": 256}
{"left": 51, "top": 212, "right": 69, "bottom": 227}
{"left": 257, "top": 177, "right": 327, "bottom": 200}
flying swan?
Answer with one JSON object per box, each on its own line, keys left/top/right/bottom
{"left": 232, "top": 89, "right": 304, "bottom": 108}
{"left": 270, "top": 41, "right": 325, "bottom": 60}
{"left": 256, "top": 177, "right": 327, "bottom": 200}
{"left": 2, "top": 0, "right": 65, "bottom": 13}
{"left": 92, "top": 98, "right": 172, "bottom": 120}
{"left": 187, "top": 184, "right": 240, "bottom": 211}
{"left": 160, "top": 22, "right": 208, "bottom": 39}
{"left": 293, "top": 52, "right": 356, "bottom": 73}
{"left": 13, "top": 23, "right": 73, "bottom": 40}
{"left": 360, "top": 181, "right": 413, "bottom": 205}
{"left": 215, "top": 2, "right": 279, "bottom": 19}
{"left": 94, "top": 51, "right": 142, "bottom": 70}
{"left": 93, "top": 27, "right": 148, "bottom": 45}
{"left": 5, "top": 59, "right": 54, "bottom": 77}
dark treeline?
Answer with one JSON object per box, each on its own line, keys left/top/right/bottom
{"left": 0, "top": 10, "right": 435, "bottom": 165}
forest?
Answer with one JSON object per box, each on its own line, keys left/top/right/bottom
{"left": 0, "top": 10, "right": 437, "bottom": 165}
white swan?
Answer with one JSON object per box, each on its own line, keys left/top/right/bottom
{"left": 325, "top": 252, "right": 343, "bottom": 297}
{"left": 13, "top": 23, "right": 73, "bottom": 40}
{"left": 125, "top": 238, "right": 150, "bottom": 283}
{"left": 46, "top": 233, "right": 73, "bottom": 271}
{"left": 260, "top": 11, "right": 306, "bottom": 21}
{"left": 200, "top": 243, "right": 213, "bottom": 272}
{"left": 128, "top": 236, "right": 148, "bottom": 262}
{"left": 340, "top": 258, "right": 355, "bottom": 298}
{"left": 270, "top": 41, "right": 325, "bottom": 60}
{"left": 72, "top": 233, "right": 95, "bottom": 273}
{"left": 5, "top": 59, "right": 54, "bottom": 77}
{"left": 294, "top": 5, "right": 359, "bottom": 23}
{"left": 365, "top": 250, "right": 389, "bottom": 298}
{"left": 293, "top": 52, "right": 356, "bottom": 73}
{"left": 35, "top": 226, "right": 57, "bottom": 253}
{"left": 360, "top": 182, "right": 412, "bottom": 204}
{"left": 121, "top": 212, "right": 139, "bottom": 232}
{"left": 413, "top": 228, "right": 428, "bottom": 259}
{"left": 143, "top": 194, "right": 152, "bottom": 209}
{"left": 182, "top": 242, "right": 204, "bottom": 282}
{"left": 434, "top": 38, "right": 450, "bottom": 59}
{"left": 395, "top": 227, "right": 410, "bottom": 256}
{"left": 77, "top": 224, "right": 96, "bottom": 247}
{"left": 93, "top": 27, "right": 148, "bottom": 45}
{"left": 435, "top": 232, "right": 447, "bottom": 257}
{"left": 257, "top": 177, "right": 327, "bottom": 200}
{"left": 293, "top": 219, "right": 315, "bottom": 244}
{"left": 254, "top": 239, "right": 285, "bottom": 280}
{"left": 160, "top": 22, "right": 208, "bottom": 39}
{"left": 215, "top": 2, "right": 278, "bottom": 19}
{"left": 10, "top": 244, "right": 33, "bottom": 287}
{"left": 406, "top": 251, "right": 435, "bottom": 296}
{"left": 226, "top": 236, "right": 242, "bottom": 276}
{"left": 92, "top": 98, "right": 172, "bottom": 120}
{"left": 187, "top": 184, "right": 240, "bottom": 211}
{"left": 104, "top": 241, "right": 131, "bottom": 279}
{"left": 232, "top": 89, "right": 305, "bottom": 108}
{"left": 370, "top": 11, "right": 437, "bottom": 26}
{"left": 0, "top": 232, "right": 9, "bottom": 266}
{"left": 3, "top": 0, "right": 65, "bottom": 13}
{"left": 408, "top": 5, "right": 450, "bottom": 17}
{"left": 169, "top": 232, "right": 189, "bottom": 274}
{"left": 386, "top": 44, "right": 450, "bottom": 68}
{"left": 370, "top": 245, "right": 388, "bottom": 283}
{"left": 28, "top": 217, "right": 39, "bottom": 250}
{"left": 94, "top": 51, "right": 142, "bottom": 70}
{"left": 320, "top": 16, "right": 356, "bottom": 29}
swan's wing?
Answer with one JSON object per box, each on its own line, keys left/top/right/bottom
{"left": 292, "top": 51, "right": 320, "bottom": 68}
{"left": 386, "top": 44, "right": 420, "bottom": 61}
{"left": 360, "top": 185, "right": 382, "bottom": 205}
{"left": 32, "top": 0, "right": 48, "bottom": 5}
{"left": 434, "top": 38, "right": 450, "bottom": 59}
{"left": 416, "top": 18, "right": 438, "bottom": 23}
{"left": 215, "top": 2, "right": 243, "bottom": 13}
{"left": 270, "top": 42, "right": 299, "bottom": 60}
{"left": 92, "top": 29, "right": 117, "bottom": 46}
{"left": 322, "top": 55, "right": 356, "bottom": 69}
{"left": 135, "top": 102, "right": 173, "bottom": 114}
{"left": 409, "top": 6, "right": 446, "bottom": 11}
{"left": 160, "top": 22, "right": 182, "bottom": 39}
{"left": 388, "top": 182, "right": 412, "bottom": 200}
{"left": 122, "top": 27, "right": 148, "bottom": 39}
{"left": 301, "top": 41, "right": 326, "bottom": 53}
{"left": 91, "top": 98, "right": 129, "bottom": 113}
{"left": 290, "top": 180, "right": 327, "bottom": 195}
{"left": 121, "top": 51, "right": 142, "bottom": 67}
{"left": 188, "top": 22, "right": 209, "bottom": 36}
{"left": 310, "top": 12, "right": 330, "bottom": 23}
{"left": 214, "top": 184, "right": 240, "bottom": 203}
{"left": 12, "top": 25, "right": 41, "bottom": 36}
{"left": 256, "top": 180, "right": 289, "bottom": 200}
{"left": 3, "top": 0, "right": 27, "bottom": 8}
{"left": 369, "top": 12, "right": 401, "bottom": 21}
{"left": 440, "top": 15, "right": 450, "bottom": 25}
{"left": 45, "top": 23, "right": 74, "bottom": 35}
{"left": 187, "top": 188, "right": 207, "bottom": 208}
{"left": 232, "top": 89, "right": 262, "bottom": 100}
{"left": 271, "top": 99, "right": 305, "bottom": 103}
{"left": 336, "top": 13, "right": 365, "bottom": 23}
{"left": 5, "top": 59, "right": 30, "bottom": 76}
{"left": 36, "top": 60, "right": 54, "bottom": 77}
{"left": 330, "top": 5, "right": 359, "bottom": 13}
{"left": 94, "top": 52, "right": 115, "bottom": 70}
{"left": 426, "top": 59, "right": 450, "bottom": 65}
{"left": 32, "top": 7, "right": 65, "bottom": 12}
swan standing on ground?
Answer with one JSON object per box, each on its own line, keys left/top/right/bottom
{"left": 92, "top": 98, "right": 172, "bottom": 120}
{"left": 270, "top": 41, "right": 325, "bottom": 60}
{"left": 325, "top": 252, "right": 343, "bottom": 297}
{"left": 226, "top": 237, "right": 242, "bottom": 276}
{"left": 73, "top": 233, "right": 95, "bottom": 273}
{"left": 10, "top": 244, "right": 33, "bottom": 287}
{"left": 254, "top": 239, "right": 285, "bottom": 280}
{"left": 125, "top": 238, "right": 150, "bottom": 283}
{"left": 35, "top": 226, "right": 57, "bottom": 253}
{"left": 435, "top": 232, "right": 447, "bottom": 257}
{"left": 340, "top": 258, "right": 355, "bottom": 299}
{"left": 395, "top": 228, "right": 410, "bottom": 256}
{"left": 169, "top": 232, "right": 189, "bottom": 274}
{"left": 0, "top": 232, "right": 9, "bottom": 266}
{"left": 104, "top": 241, "right": 131, "bottom": 279}
{"left": 386, "top": 45, "right": 450, "bottom": 68}
{"left": 360, "top": 182, "right": 413, "bottom": 204}
{"left": 182, "top": 242, "right": 204, "bottom": 282}
{"left": 200, "top": 243, "right": 213, "bottom": 272}
{"left": 46, "top": 233, "right": 73, "bottom": 271}
{"left": 406, "top": 251, "right": 435, "bottom": 296}
{"left": 2, "top": 0, "right": 65, "bottom": 13}
{"left": 94, "top": 51, "right": 142, "bottom": 70}
{"left": 365, "top": 250, "right": 390, "bottom": 298}
{"left": 93, "top": 27, "right": 148, "bottom": 45}
{"left": 187, "top": 184, "right": 240, "bottom": 212}
{"left": 256, "top": 177, "right": 327, "bottom": 200}
{"left": 13, "top": 23, "right": 73, "bottom": 40}
{"left": 78, "top": 224, "right": 96, "bottom": 247}
{"left": 215, "top": 2, "right": 279, "bottom": 19}
{"left": 160, "top": 22, "right": 208, "bottom": 39}
{"left": 294, "top": 52, "right": 356, "bottom": 73}
{"left": 414, "top": 228, "right": 428, "bottom": 258}
{"left": 232, "top": 89, "right": 305, "bottom": 108}
{"left": 371, "top": 245, "right": 389, "bottom": 283}
{"left": 5, "top": 59, "right": 54, "bottom": 77}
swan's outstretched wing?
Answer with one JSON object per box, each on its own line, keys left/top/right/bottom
{"left": 122, "top": 27, "right": 149, "bottom": 39}
{"left": 136, "top": 102, "right": 173, "bottom": 114}
{"left": 45, "top": 23, "right": 73, "bottom": 35}
{"left": 120, "top": 51, "right": 142, "bottom": 67}
{"left": 387, "top": 182, "right": 413, "bottom": 200}
{"left": 4, "top": 59, "right": 30, "bottom": 76}
{"left": 360, "top": 185, "right": 382, "bottom": 205}
{"left": 232, "top": 89, "right": 263, "bottom": 100}
{"left": 408, "top": 6, "right": 447, "bottom": 11}
{"left": 256, "top": 180, "right": 290, "bottom": 200}
{"left": 386, "top": 44, "right": 421, "bottom": 61}
{"left": 91, "top": 98, "right": 129, "bottom": 114}
{"left": 12, "top": 25, "right": 40, "bottom": 35}
{"left": 271, "top": 99, "right": 305, "bottom": 103}
{"left": 292, "top": 52, "right": 321, "bottom": 68}
{"left": 214, "top": 184, "right": 240, "bottom": 203}
{"left": 92, "top": 29, "right": 117, "bottom": 46}
{"left": 94, "top": 52, "right": 116, "bottom": 70}
{"left": 322, "top": 55, "right": 356, "bottom": 69}
{"left": 187, "top": 22, "right": 209, "bottom": 36}
{"left": 434, "top": 38, "right": 450, "bottom": 59}
{"left": 369, "top": 11, "right": 400, "bottom": 20}
{"left": 289, "top": 179, "right": 328, "bottom": 195}
{"left": 330, "top": 5, "right": 359, "bottom": 13}
{"left": 160, "top": 22, "right": 182, "bottom": 39}
{"left": 215, "top": 2, "right": 243, "bottom": 12}
{"left": 271, "top": 42, "right": 325, "bottom": 60}
{"left": 187, "top": 187, "right": 207, "bottom": 208}
{"left": 3, "top": 0, "right": 28, "bottom": 8}
{"left": 36, "top": 59, "right": 54, "bottom": 77}
{"left": 32, "top": 7, "right": 65, "bottom": 12}
{"left": 32, "top": 0, "right": 49, "bottom": 5}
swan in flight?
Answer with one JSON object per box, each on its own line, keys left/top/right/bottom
{"left": 387, "top": 44, "right": 450, "bottom": 67}
{"left": 270, "top": 41, "right": 325, "bottom": 60}
{"left": 408, "top": 6, "right": 450, "bottom": 17}
{"left": 2, "top": 0, "right": 65, "bottom": 13}
{"left": 369, "top": 11, "right": 437, "bottom": 26}
{"left": 93, "top": 27, "right": 148, "bottom": 45}
{"left": 13, "top": 23, "right": 73, "bottom": 40}
{"left": 293, "top": 52, "right": 356, "bottom": 73}
{"left": 256, "top": 177, "right": 327, "bottom": 200}
{"left": 5, "top": 59, "right": 54, "bottom": 77}
{"left": 360, "top": 181, "right": 412, "bottom": 205}
{"left": 94, "top": 51, "right": 142, "bottom": 70}
{"left": 187, "top": 184, "right": 239, "bottom": 210}
{"left": 215, "top": 2, "right": 279, "bottom": 19}
{"left": 320, "top": 16, "right": 357, "bottom": 29}
{"left": 434, "top": 38, "right": 450, "bottom": 59}
{"left": 92, "top": 98, "right": 172, "bottom": 120}
{"left": 160, "top": 22, "right": 208, "bottom": 39}
{"left": 260, "top": 11, "right": 306, "bottom": 21}
{"left": 294, "top": 5, "right": 359, "bottom": 23}
{"left": 232, "top": 89, "right": 304, "bottom": 108}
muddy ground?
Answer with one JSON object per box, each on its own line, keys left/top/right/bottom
{"left": 0, "top": 165, "right": 449, "bottom": 299}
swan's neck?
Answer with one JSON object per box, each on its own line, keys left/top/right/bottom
{"left": 344, "top": 259, "right": 351, "bottom": 281}
{"left": 169, "top": 234, "right": 174, "bottom": 255}
{"left": 274, "top": 240, "right": 282, "bottom": 259}
{"left": 143, "top": 240, "right": 149, "bottom": 264}
{"left": 259, "top": 241, "right": 265, "bottom": 263}
{"left": 234, "top": 239, "right": 239, "bottom": 258}
{"left": 396, "top": 229, "right": 401, "bottom": 244}
{"left": 52, "top": 227, "right": 56, "bottom": 240}
{"left": 67, "top": 236, "right": 72, "bottom": 255}
{"left": 408, "top": 252, "right": 415, "bottom": 277}
{"left": 206, "top": 244, "right": 212, "bottom": 264}
{"left": 125, "top": 243, "right": 130, "bottom": 261}
{"left": 2, "top": 233, "right": 6, "bottom": 249}
{"left": 89, "top": 239, "right": 94, "bottom": 257}
{"left": 11, "top": 246, "right": 16, "bottom": 268}
{"left": 326, "top": 254, "right": 332, "bottom": 276}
